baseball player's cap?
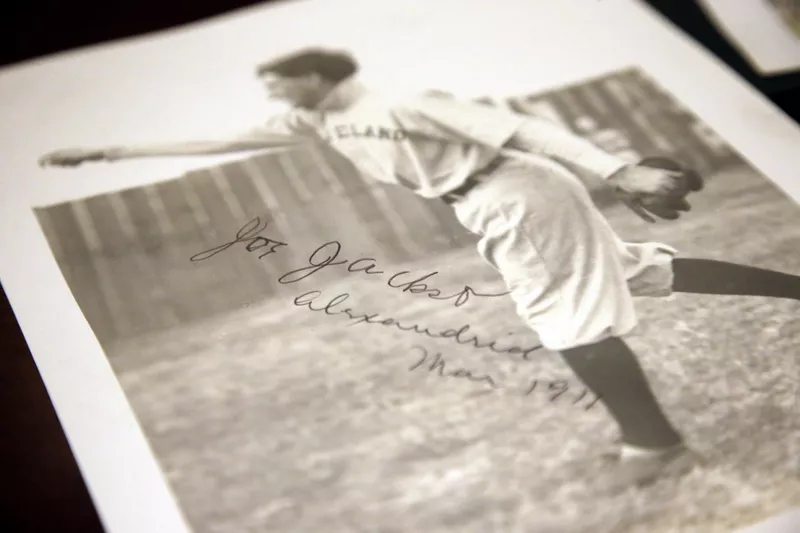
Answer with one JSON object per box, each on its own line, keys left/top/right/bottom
{"left": 256, "top": 48, "right": 358, "bottom": 82}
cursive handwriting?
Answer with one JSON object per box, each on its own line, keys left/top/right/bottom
{"left": 293, "top": 289, "right": 544, "bottom": 361}
{"left": 278, "top": 241, "right": 509, "bottom": 307}
{"left": 524, "top": 378, "right": 603, "bottom": 411}
{"left": 191, "top": 217, "right": 509, "bottom": 308}
{"left": 408, "top": 345, "right": 497, "bottom": 387}
{"left": 189, "top": 217, "right": 288, "bottom": 262}
{"left": 407, "top": 346, "right": 603, "bottom": 410}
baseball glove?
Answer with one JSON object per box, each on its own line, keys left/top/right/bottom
{"left": 616, "top": 156, "right": 704, "bottom": 223}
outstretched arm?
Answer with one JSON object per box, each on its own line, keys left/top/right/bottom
{"left": 111, "top": 133, "right": 309, "bottom": 159}
{"left": 37, "top": 108, "right": 321, "bottom": 168}
{"left": 39, "top": 131, "right": 307, "bottom": 167}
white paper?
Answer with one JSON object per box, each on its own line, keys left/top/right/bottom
{"left": 0, "top": 1, "right": 799, "bottom": 532}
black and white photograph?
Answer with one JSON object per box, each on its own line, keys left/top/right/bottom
{"left": 31, "top": 48, "right": 800, "bottom": 533}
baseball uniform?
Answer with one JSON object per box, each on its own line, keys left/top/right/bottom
{"left": 252, "top": 76, "right": 677, "bottom": 351}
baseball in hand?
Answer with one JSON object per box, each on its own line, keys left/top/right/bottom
{"left": 609, "top": 157, "right": 704, "bottom": 223}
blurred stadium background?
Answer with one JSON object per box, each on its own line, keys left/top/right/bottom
{"left": 35, "top": 67, "right": 739, "bottom": 350}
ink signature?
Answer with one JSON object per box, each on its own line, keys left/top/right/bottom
{"left": 188, "top": 218, "right": 602, "bottom": 410}
{"left": 408, "top": 345, "right": 497, "bottom": 388}
{"left": 293, "top": 289, "right": 544, "bottom": 361}
{"left": 407, "top": 346, "right": 603, "bottom": 410}
{"left": 191, "top": 216, "right": 510, "bottom": 308}
{"left": 189, "top": 217, "right": 288, "bottom": 262}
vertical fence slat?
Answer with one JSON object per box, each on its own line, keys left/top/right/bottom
{"left": 175, "top": 174, "right": 230, "bottom": 321}
{"left": 224, "top": 161, "right": 287, "bottom": 293}
{"left": 70, "top": 199, "right": 131, "bottom": 340}
{"left": 191, "top": 169, "right": 266, "bottom": 311}
{"left": 109, "top": 192, "right": 181, "bottom": 330}
{"left": 35, "top": 206, "right": 116, "bottom": 347}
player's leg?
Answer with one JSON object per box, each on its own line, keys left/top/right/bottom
{"left": 560, "top": 337, "right": 682, "bottom": 449}
{"left": 560, "top": 337, "right": 695, "bottom": 489}
{"left": 452, "top": 157, "right": 691, "bottom": 488}
{"left": 671, "top": 258, "right": 800, "bottom": 301}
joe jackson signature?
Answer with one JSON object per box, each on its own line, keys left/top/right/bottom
{"left": 190, "top": 216, "right": 510, "bottom": 308}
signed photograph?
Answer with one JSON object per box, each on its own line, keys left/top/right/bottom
{"left": 2, "top": 1, "right": 800, "bottom": 533}
{"left": 33, "top": 57, "right": 800, "bottom": 533}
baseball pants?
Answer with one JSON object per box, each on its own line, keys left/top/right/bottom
{"left": 452, "top": 153, "right": 676, "bottom": 352}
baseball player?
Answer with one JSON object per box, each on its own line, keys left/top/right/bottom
{"left": 39, "top": 48, "right": 800, "bottom": 491}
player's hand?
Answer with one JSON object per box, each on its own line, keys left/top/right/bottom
{"left": 607, "top": 164, "right": 685, "bottom": 198}
{"left": 608, "top": 157, "right": 704, "bottom": 223}
{"left": 614, "top": 188, "right": 693, "bottom": 223}
{"left": 38, "top": 148, "right": 109, "bottom": 168}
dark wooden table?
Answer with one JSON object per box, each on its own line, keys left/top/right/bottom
{"left": 1, "top": 1, "right": 798, "bottom": 531}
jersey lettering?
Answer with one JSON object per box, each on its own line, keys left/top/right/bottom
{"left": 331, "top": 124, "right": 408, "bottom": 141}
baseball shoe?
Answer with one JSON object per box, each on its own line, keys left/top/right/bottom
{"left": 601, "top": 442, "right": 699, "bottom": 493}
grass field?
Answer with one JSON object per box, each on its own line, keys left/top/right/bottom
{"left": 109, "top": 164, "right": 800, "bottom": 533}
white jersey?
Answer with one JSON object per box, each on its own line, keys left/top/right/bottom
{"left": 249, "top": 76, "right": 627, "bottom": 199}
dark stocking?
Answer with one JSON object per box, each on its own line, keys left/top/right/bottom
{"left": 561, "top": 337, "right": 683, "bottom": 449}
{"left": 672, "top": 258, "right": 800, "bottom": 301}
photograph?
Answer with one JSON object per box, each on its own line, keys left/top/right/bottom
{"left": 32, "top": 49, "right": 800, "bottom": 533}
